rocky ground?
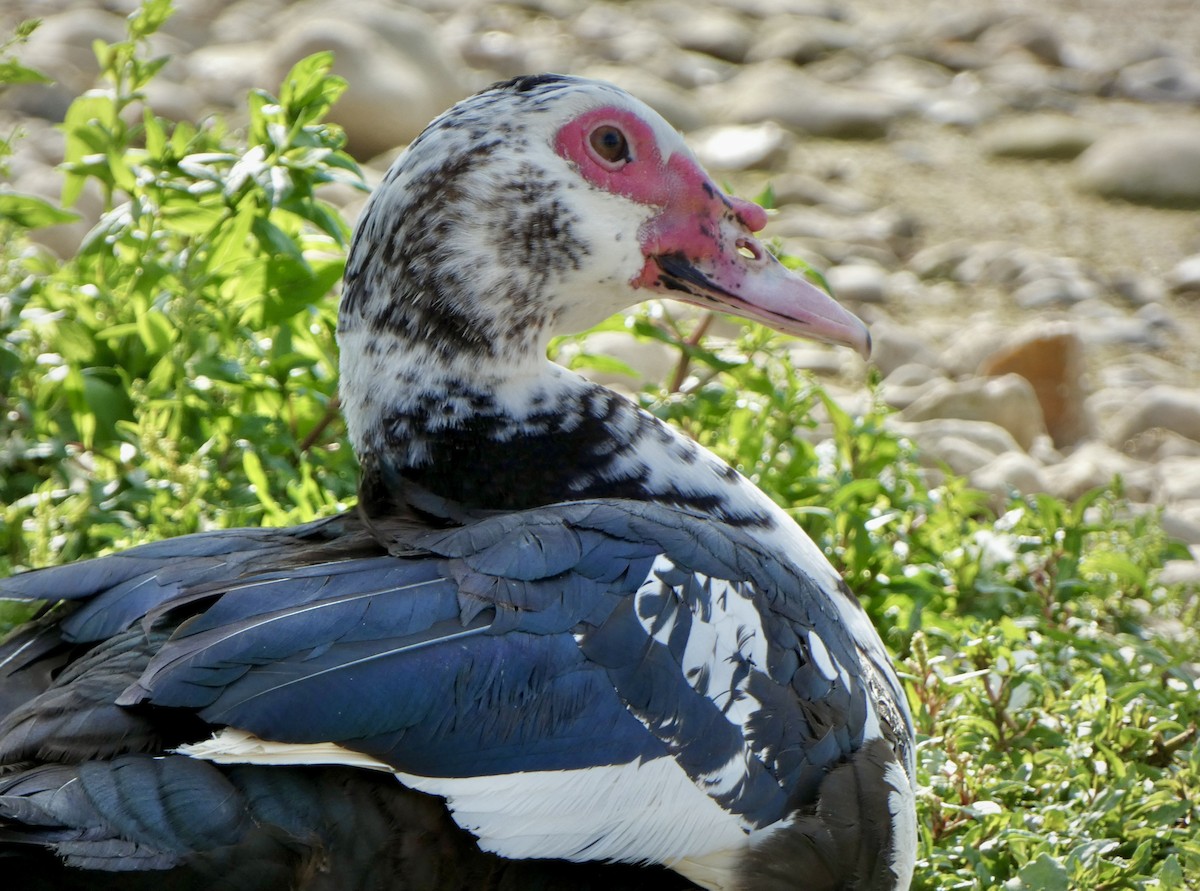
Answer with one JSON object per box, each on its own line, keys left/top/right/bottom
{"left": 3, "top": 0, "right": 1199, "bottom": 577}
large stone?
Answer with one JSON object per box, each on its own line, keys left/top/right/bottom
{"left": 890, "top": 417, "right": 1025, "bottom": 461}
{"left": 977, "top": 16, "right": 1065, "bottom": 66}
{"left": 923, "top": 434, "right": 1002, "bottom": 476}
{"left": 1076, "top": 127, "right": 1200, "bottom": 208}
{"left": 1041, "top": 442, "right": 1155, "bottom": 503}
{"left": 768, "top": 173, "right": 875, "bottom": 215}
{"left": 1158, "top": 559, "right": 1200, "bottom": 586}
{"left": 1161, "top": 505, "right": 1200, "bottom": 548}
{"left": 747, "top": 16, "right": 859, "bottom": 65}
{"left": 563, "top": 331, "right": 677, "bottom": 391}
{"left": 1166, "top": 255, "right": 1200, "bottom": 295}
{"left": 827, "top": 263, "right": 889, "bottom": 304}
{"left": 864, "top": 319, "right": 937, "bottom": 378}
{"left": 937, "top": 320, "right": 1010, "bottom": 378}
{"left": 690, "top": 122, "right": 791, "bottom": 171}
{"left": 1157, "top": 458, "right": 1200, "bottom": 504}
{"left": 982, "top": 115, "right": 1099, "bottom": 160}
{"left": 185, "top": 42, "right": 270, "bottom": 107}
{"left": 901, "top": 373, "right": 1047, "bottom": 451}
{"left": 1115, "top": 55, "right": 1200, "bottom": 104}
{"left": 709, "top": 61, "right": 908, "bottom": 139}
{"left": 971, "top": 451, "right": 1048, "bottom": 499}
{"left": 664, "top": 5, "right": 755, "bottom": 63}
{"left": 1108, "top": 386, "right": 1200, "bottom": 448}
{"left": 977, "top": 323, "right": 1091, "bottom": 447}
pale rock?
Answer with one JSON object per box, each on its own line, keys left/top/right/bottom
{"left": 1134, "top": 302, "right": 1179, "bottom": 337}
{"left": 708, "top": 61, "right": 908, "bottom": 138}
{"left": 1109, "top": 269, "right": 1168, "bottom": 307}
{"left": 982, "top": 114, "right": 1099, "bottom": 160}
{"left": 901, "top": 373, "right": 1047, "bottom": 451}
{"left": 156, "top": 0, "right": 231, "bottom": 49}
{"left": 690, "top": 122, "right": 791, "bottom": 171}
{"left": 971, "top": 451, "right": 1048, "bottom": 498}
{"left": 211, "top": 0, "right": 291, "bottom": 43}
{"left": 1158, "top": 458, "right": 1200, "bottom": 504}
{"left": 766, "top": 207, "right": 914, "bottom": 253}
{"left": 865, "top": 319, "right": 937, "bottom": 378}
{"left": 1115, "top": 55, "right": 1200, "bottom": 103}
{"left": 1098, "top": 353, "right": 1186, "bottom": 390}
{"left": 454, "top": 27, "right": 536, "bottom": 78}
{"left": 1161, "top": 506, "right": 1200, "bottom": 547}
{"left": 956, "top": 241, "right": 1036, "bottom": 286}
{"left": 913, "top": 39, "right": 994, "bottom": 74}
{"left": 907, "top": 240, "right": 971, "bottom": 280}
{"left": 977, "top": 322, "right": 1091, "bottom": 447}
{"left": 664, "top": 5, "right": 755, "bottom": 63}
{"left": 747, "top": 16, "right": 858, "bottom": 65}
{"left": 884, "top": 363, "right": 943, "bottom": 388}
{"left": 879, "top": 379, "right": 941, "bottom": 412}
{"left": 767, "top": 173, "right": 875, "bottom": 215}
{"left": 1028, "top": 434, "right": 1063, "bottom": 467}
{"left": 917, "top": 91, "right": 1000, "bottom": 129}
{"left": 857, "top": 55, "right": 957, "bottom": 97}
{"left": 786, "top": 347, "right": 843, "bottom": 375}
{"left": 1166, "top": 255, "right": 1200, "bottom": 295}
{"left": 1123, "top": 428, "right": 1200, "bottom": 463}
{"left": 1076, "top": 127, "right": 1200, "bottom": 208}
{"left": 1041, "top": 442, "right": 1153, "bottom": 502}
{"left": 977, "top": 16, "right": 1065, "bottom": 66}
{"left": 141, "top": 77, "right": 206, "bottom": 124}
{"left": 185, "top": 43, "right": 271, "bottom": 107}
{"left": 827, "top": 263, "right": 888, "bottom": 304}
{"left": 565, "top": 331, "right": 677, "bottom": 389}
{"left": 1013, "top": 277, "right": 1088, "bottom": 309}
{"left": 1157, "top": 559, "right": 1200, "bottom": 587}
{"left": 890, "top": 417, "right": 1024, "bottom": 460}
{"left": 1107, "top": 385, "right": 1200, "bottom": 448}
{"left": 1070, "top": 301, "right": 1164, "bottom": 350}
{"left": 938, "top": 320, "right": 1011, "bottom": 378}
{"left": 923, "top": 435, "right": 1001, "bottom": 476}
{"left": 924, "top": 9, "right": 1007, "bottom": 43}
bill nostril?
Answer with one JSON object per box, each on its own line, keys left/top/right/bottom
{"left": 736, "top": 238, "right": 762, "bottom": 261}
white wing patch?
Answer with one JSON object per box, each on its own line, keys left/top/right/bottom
{"left": 176, "top": 728, "right": 759, "bottom": 889}
{"left": 175, "top": 727, "right": 395, "bottom": 772}
{"left": 394, "top": 756, "right": 750, "bottom": 867}
{"left": 634, "top": 554, "right": 769, "bottom": 728}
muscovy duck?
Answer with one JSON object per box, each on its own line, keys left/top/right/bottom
{"left": 0, "top": 74, "right": 915, "bottom": 891}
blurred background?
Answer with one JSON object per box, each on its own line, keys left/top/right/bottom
{"left": 1, "top": 0, "right": 1198, "bottom": 565}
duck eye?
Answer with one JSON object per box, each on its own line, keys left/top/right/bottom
{"left": 589, "top": 125, "right": 631, "bottom": 165}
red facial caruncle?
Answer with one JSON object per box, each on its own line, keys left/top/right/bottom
{"left": 553, "top": 105, "right": 871, "bottom": 358}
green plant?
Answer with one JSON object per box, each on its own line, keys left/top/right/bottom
{"left": 1, "top": 1, "right": 364, "bottom": 578}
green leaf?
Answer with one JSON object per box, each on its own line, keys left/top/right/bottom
{"left": 279, "top": 52, "right": 346, "bottom": 124}
{"left": 0, "top": 192, "right": 79, "bottom": 229}
{"left": 142, "top": 108, "right": 167, "bottom": 159}
{"left": 0, "top": 58, "right": 51, "bottom": 85}
{"left": 1154, "top": 854, "right": 1185, "bottom": 890}
{"left": 128, "top": 0, "right": 174, "bottom": 40}
{"left": 135, "top": 309, "right": 174, "bottom": 355}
